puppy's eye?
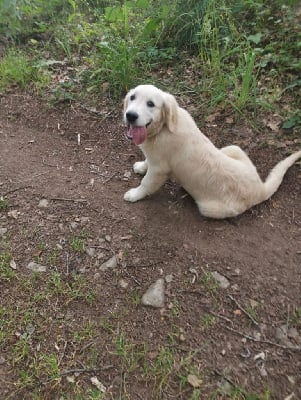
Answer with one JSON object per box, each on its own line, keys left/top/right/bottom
{"left": 130, "top": 94, "right": 135, "bottom": 101}
{"left": 147, "top": 100, "right": 155, "bottom": 107}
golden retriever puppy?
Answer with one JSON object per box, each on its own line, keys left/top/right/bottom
{"left": 123, "top": 84, "right": 301, "bottom": 219}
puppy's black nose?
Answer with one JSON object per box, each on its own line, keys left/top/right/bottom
{"left": 126, "top": 111, "right": 138, "bottom": 123}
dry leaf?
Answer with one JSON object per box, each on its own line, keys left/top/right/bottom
{"left": 225, "top": 117, "right": 234, "bottom": 124}
{"left": 234, "top": 309, "right": 242, "bottom": 316}
{"left": 187, "top": 373, "right": 202, "bottom": 388}
{"left": 32, "top": 249, "right": 42, "bottom": 257}
{"left": 90, "top": 376, "right": 106, "bottom": 392}
{"left": 267, "top": 121, "right": 279, "bottom": 132}
{"left": 8, "top": 210, "right": 19, "bottom": 219}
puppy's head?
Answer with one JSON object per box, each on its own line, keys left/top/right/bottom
{"left": 124, "top": 84, "right": 178, "bottom": 145}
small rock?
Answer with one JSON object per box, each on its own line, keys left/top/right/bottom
{"left": 38, "top": 199, "right": 49, "bottom": 208}
{"left": 99, "top": 255, "right": 118, "bottom": 271}
{"left": 70, "top": 222, "right": 78, "bottom": 230}
{"left": 10, "top": 259, "right": 17, "bottom": 270}
{"left": 119, "top": 279, "right": 129, "bottom": 289}
{"left": 259, "top": 366, "right": 268, "bottom": 377}
{"left": 287, "top": 376, "right": 296, "bottom": 385}
{"left": 0, "top": 356, "right": 5, "bottom": 365}
{"left": 26, "top": 261, "right": 47, "bottom": 273}
{"left": 165, "top": 274, "right": 173, "bottom": 283}
{"left": 211, "top": 271, "right": 230, "bottom": 289}
{"left": 142, "top": 278, "right": 165, "bottom": 308}
{"left": 254, "top": 351, "right": 265, "bottom": 361}
{"left": 123, "top": 171, "right": 131, "bottom": 180}
{"left": 85, "top": 247, "right": 96, "bottom": 257}
{"left": 0, "top": 227, "right": 8, "bottom": 236}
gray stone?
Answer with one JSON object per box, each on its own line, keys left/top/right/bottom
{"left": 38, "top": 198, "right": 49, "bottom": 208}
{"left": 0, "top": 227, "right": 8, "bottom": 236}
{"left": 85, "top": 247, "right": 96, "bottom": 257}
{"left": 99, "top": 255, "right": 118, "bottom": 271}
{"left": 142, "top": 278, "right": 165, "bottom": 308}
{"left": 211, "top": 271, "right": 230, "bottom": 289}
{"left": 26, "top": 261, "right": 47, "bottom": 273}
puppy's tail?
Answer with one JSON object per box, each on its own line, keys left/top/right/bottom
{"left": 262, "top": 150, "right": 301, "bottom": 201}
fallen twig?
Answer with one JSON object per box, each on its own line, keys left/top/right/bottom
{"left": 220, "top": 323, "right": 301, "bottom": 351}
{"left": 2, "top": 185, "right": 32, "bottom": 197}
{"left": 228, "top": 294, "right": 259, "bottom": 326}
{"left": 50, "top": 197, "right": 88, "bottom": 203}
{"left": 15, "top": 171, "right": 49, "bottom": 183}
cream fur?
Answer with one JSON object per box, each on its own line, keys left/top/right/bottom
{"left": 123, "top": 84, "right": 301, "bottom": 219}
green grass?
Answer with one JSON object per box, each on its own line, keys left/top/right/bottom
{"left": 0, "top": 48, "right": 50, "bottom": 92}
{"left": 0, "top": 252, "right": 16, "bottom": 281}
{"left": 0, "top": 196, "right": 9, "bottom": 211}
{"left": 0, "top": 49, "right": 36, "bottom": 90}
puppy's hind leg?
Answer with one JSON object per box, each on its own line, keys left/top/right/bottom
{"left": 221, "top": 145, "right": 253, "bottom": 165}
{"left": 133, "top": 160, "right": 148, "bottom": 175}
{"left": 196, "top": 200, "right": 244, "bottom": 219}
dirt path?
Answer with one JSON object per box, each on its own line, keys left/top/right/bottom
{"left": 0, "top": 92, "right": 300, "bottom": 399}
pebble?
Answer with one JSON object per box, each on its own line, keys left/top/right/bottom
{"left": 119, "top": 279, "right": 129, "bottom": 289}
{"left": 85, "top": 247, "right": 96, "bottom": 257}
{"left": 99, "top": 255, "right": 118, "bottom": 271}
{"left": 211, "top": 271, "right": 230, "bottom": 289}
{"left": 141, "top": 278, "right": 165, "bottom": 308}
{"left": 26, "top": 261, "right": 47, "bottom": 273}
{"left": 165, "top": 274, "right": 173, "bottom": 283}
{"left": 70, "top": 222, "right": 78, "bottom": 230}
{"left": 0, "top": 227, "right": 8, "bottom": 236}
{"left": 38, "top": 199, "right": 49, "bottom": 208}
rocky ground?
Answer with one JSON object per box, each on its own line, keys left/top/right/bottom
{"left": 0, "top": 91, "right": 300, "bottom": 399}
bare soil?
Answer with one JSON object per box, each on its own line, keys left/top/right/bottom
{"left": 0, "top": 91, "right": 300, "bottom": 400}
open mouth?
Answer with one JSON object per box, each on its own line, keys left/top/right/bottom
{"left": 126, "top": 121, "right": 151, "bottom": 145}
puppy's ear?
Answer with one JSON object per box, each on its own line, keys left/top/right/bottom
{"left": 123, "top": 92, "right": 129, "bottom": 113}
{"left": 163, "top": 93, "right": 178, "bottom": 133}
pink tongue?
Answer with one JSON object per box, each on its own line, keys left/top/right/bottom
{"left": 129, "top": 126, "right": 147, "bottom": 145}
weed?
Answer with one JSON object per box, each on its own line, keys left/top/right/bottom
{"left": 128, "top": 289, "right": 141, "bottom": 306}
{"left": 70, "top": 236, "right": 85, "bottom": 252}
{"left": 38, "top": 353, "right": 60, "bottom": 381}
{"left": 200, "top": 313, "right": 216, "bottom": 330}
{"left": 201, "top": 271, "right": 219, "bottom": 293}
{"left": 0, "top": 252, "right": 16, "bottom": 281}
{"left": 0, "top": 196, "right": 9, "bottom": 211}
{"left": 170, "top": 300, "right": 181, "bottom": 319}
{"left": 99, "top": 318, "right": 114, "bottom": 333}
{"left": 73, "top": 320, "right": 96, "bottom": 344}
{"left": 114, "top": 331, "right": 147, "bottom": 373}
{"left": 290, "top": 306, "right": 301, "bottom": 327}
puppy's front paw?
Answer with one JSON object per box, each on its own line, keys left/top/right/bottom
{"left": 124, "top": 187, "right": 146, "bottom": 202}
{"left": 133, "top": 161, "right": 147, "bottom": 175}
